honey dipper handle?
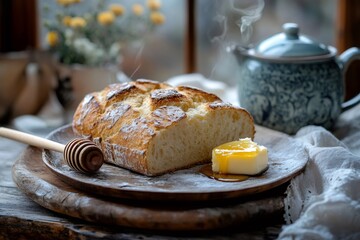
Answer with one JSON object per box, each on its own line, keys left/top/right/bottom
{"left": 0, "top": 127, "right": 65, "bottom": 153}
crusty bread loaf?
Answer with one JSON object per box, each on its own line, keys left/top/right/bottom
{"left": 72, "top": 79, "right": 255, "bottom": 176}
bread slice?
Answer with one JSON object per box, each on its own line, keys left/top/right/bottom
{"left": 72, "top": 79, "right": 255, "bottom": 176}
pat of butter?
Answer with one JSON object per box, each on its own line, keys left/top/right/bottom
{"left": 212, "top": 138, "right": 268, "bottom": 175}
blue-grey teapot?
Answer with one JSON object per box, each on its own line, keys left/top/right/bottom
{"left": 230, "top": 23, "right": 360, "bottom": 134}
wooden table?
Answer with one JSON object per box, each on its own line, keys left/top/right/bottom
{"left": 0, "top": 126, "right": 285, "bottom": 239}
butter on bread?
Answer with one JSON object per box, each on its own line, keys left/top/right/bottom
{"left": 72, "top": 79, "right": 255, "bottom": 176}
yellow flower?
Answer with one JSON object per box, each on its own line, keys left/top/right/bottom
{"left": 97, "top": 11, "right": 115, "bottom": 25}
{"left": 62, "top": 16, "right": 72, "bottom": 26}
{"left": 56, "top": 0, "right": 74, "bottom": 6}
{"left": 70, "top": 17, "right": 86, "bottom": 28}
{"left": 46, "top": 31, "right": 59, "bottom": 47}
{"left": 147, "top": 0, "right": 161, "bottom": 11}
{"left": 132, "top": 4, "right": 144, "bottom": 16}
{"left": 56, "top": 0, "right": 69, "bottom": 6}
{"left": 109, "top": 4, "right": 125, "bottom": 16}
{"left": 150, "top": 12, "right": 165, "bottom": 25}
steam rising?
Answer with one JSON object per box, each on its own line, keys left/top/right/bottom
{"left": 129, "top": 42, "right": 145, "bottom": 79}
{"left": 210, "top": 15, "right": 228, "bottom": 44}
{"left": 129, "top": 1, "right": 265, "bottom": 82}
{"left": 231, "top": 0, "right": 265, "bottom": 43}
{"left": 209, "top": 0, "right": 265, "bottom": 45}
{"left": 208, "top": 0, "right": 264, "bottom": 80}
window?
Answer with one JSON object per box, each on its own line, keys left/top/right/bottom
{"left": 37, "top": 0, "right": 338, "bottom": 85}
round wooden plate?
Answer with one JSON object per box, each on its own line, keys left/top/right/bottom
{"left": 42, "top": 125, "right": 308, "bottom": 201}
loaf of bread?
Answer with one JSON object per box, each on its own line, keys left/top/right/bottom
{"left": 72, "top": 79, "right": 255, "bottom": 176}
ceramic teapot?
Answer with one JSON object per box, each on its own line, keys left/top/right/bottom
{"left": 230, "top": 23, "right": 360, "bottom": 134}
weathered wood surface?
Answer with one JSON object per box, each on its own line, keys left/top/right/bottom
{"left": 0, "top": 185, "right": 284, "bottom": 240}
{"left": 0, "top": 131, "right": 284, "bottom": 239}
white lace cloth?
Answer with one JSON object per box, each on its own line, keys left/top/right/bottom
{"left": 279, "top": 104, "right": 360, "bottom": 239}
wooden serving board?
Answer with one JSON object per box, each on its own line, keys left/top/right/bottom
{"left": 12, "top": 145, "right": 288, "bottom": 231}
{"left": 12, "top": 125, "right": 308, "bottom": 230}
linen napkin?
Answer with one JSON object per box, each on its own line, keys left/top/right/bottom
{"left": 279, "top": 103, "right": 360, "bottom": 239}
{"left": 279, "top": 125, "right": 360, "bottom": 239}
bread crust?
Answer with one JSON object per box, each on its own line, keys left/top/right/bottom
{"left": 73, "top": 79, "right": 255, "bottom": 176}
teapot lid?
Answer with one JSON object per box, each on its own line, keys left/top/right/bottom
{"left": 253, "top": 23, "right": 332, "bottom": 59}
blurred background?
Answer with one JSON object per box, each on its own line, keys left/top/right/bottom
{"left": 38, "top": 0, "right": 339, "bottom": 84}
{"left": 0, "top": 0, "right": 359, "bottom": 123}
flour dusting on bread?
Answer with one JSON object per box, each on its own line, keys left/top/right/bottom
{"left": 73, "top": 79, "right": 255, "bottom": 176}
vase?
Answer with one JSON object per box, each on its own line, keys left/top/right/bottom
{"left": 0, "top": 51, "right": 53, "bottom": 123}
{"left": 55, "top": 63, "right": 124, "bottom": 123}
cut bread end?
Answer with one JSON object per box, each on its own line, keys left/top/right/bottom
{"left": 146, "top": 106, "right": 255, "bottom": 176}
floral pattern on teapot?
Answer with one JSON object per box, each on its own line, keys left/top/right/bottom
{"left": 239, "top": 60, "right": 343, "bottom": 134}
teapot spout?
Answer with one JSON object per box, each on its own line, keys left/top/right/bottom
{"left": 227, "top": 45, "right": 249, "bottom": 64}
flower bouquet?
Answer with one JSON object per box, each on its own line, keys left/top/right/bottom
{"left": 43, "top": 0, "right": 165, "bottom": 66}
{"left": 41, "top": 0, "right": 165, "bottom": 121}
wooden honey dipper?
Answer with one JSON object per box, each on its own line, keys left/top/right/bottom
{"left": 0, "top": 127, "right": 104, "bottom": 173}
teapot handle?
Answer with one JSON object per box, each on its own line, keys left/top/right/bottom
{"left": 339, "top": 47, "right": 360, "bottom": 111}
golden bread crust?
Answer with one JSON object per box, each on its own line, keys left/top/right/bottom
{"left": 73, "top": 79, "right": 255, "bottom": 176}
